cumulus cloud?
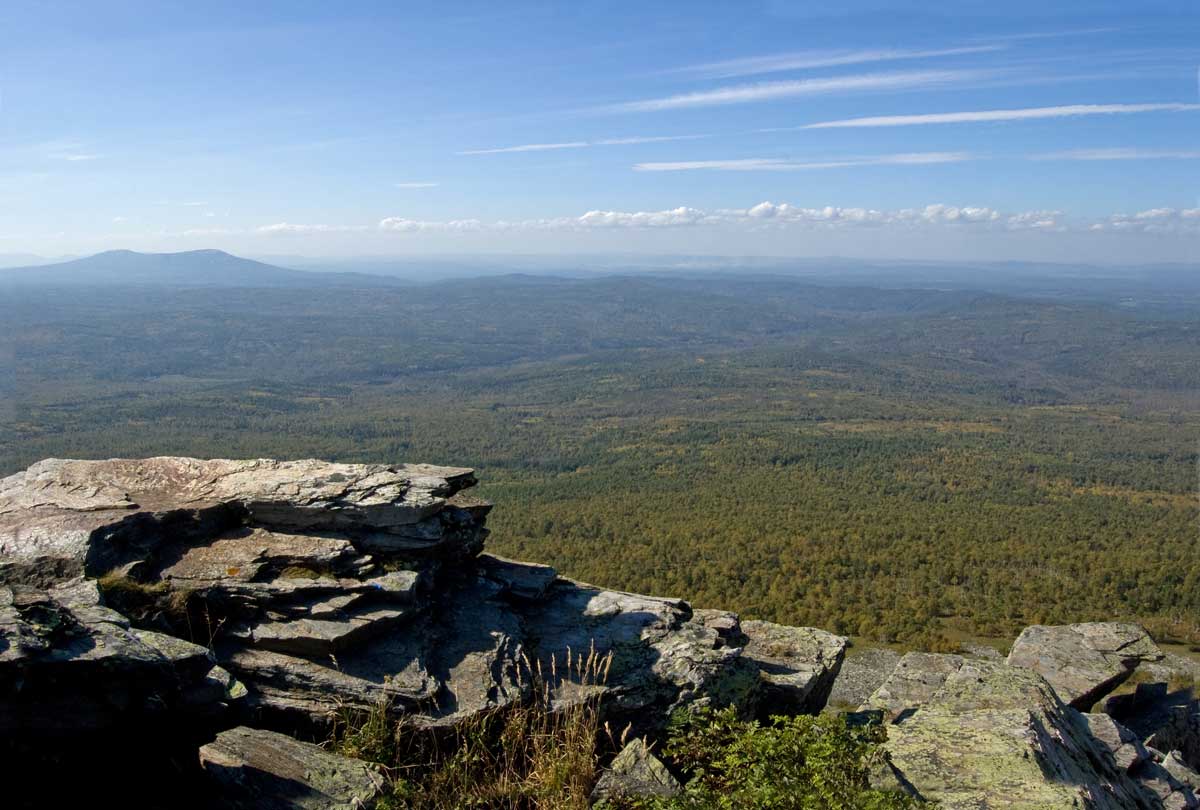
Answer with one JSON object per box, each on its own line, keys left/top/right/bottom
{"left": 804, "top": 102, "right": 1200, "bottom": 129}
{"left": 608, "top": 69, "right": 987, "bottom": 113}
{"left": 1092, "top": 208, "right": 1200, "bottom": 234}
{"left": 634, "top": 152, "right": 973, "bottom": 172}
{"left": 378, "top": 217, "right": 484, "bottom": 232}
{"left": 372, "top": 202, "right": 1095, "bottom": 234}
{"left": 256, "top": 222, "right": 368, "bottom": 235}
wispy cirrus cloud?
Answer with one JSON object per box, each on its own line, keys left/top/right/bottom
{"left": 607, "top": 69, "right": 989, "bottom": 113}
{"left": 634, "top": 152, "right": 974, "bottom": 172}
{"left": 804, "top": 102, "right": 1200, "bottom": 128}
{"left": 1032, "top": 147, "right": 1200, "bottom": 161}
{"left": 460, "top": 141, "right": 589, "bottom": 155}
{"left": 674, "top": 45, "right": 1002, "bottom": 80}
{"left": 394, "top": 182, "right": 440, "bottom": 188}
{"left": 459, "top": 133, "right": 707, "bottom": 155}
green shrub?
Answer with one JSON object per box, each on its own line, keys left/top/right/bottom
{"left": 607, "top": 707, "right": 928, "bottom": 810}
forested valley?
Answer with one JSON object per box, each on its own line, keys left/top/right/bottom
{"left": 3, "top": 272, "right": 1196, "bottom": 650}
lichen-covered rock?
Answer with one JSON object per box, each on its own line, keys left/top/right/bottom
{"left": 861, "top": 651, "right": 965, "bottom": 719}
{"left": 199, "top": 726, "right": 385, "bottom": 809}
{"left": 879, "top": 660, "right": 1164, "bottom": 809}
{"left": 1007, "top": 622, "right": 1164, "bottom": 709}
{"left": 590, "top": 738, "right": 681, "bottom": 803}
{"left": 738, "top": 619, "right": 846, "bottom": 716}
{"left": 828, "top": 646, "right": 901, "bottom": 709}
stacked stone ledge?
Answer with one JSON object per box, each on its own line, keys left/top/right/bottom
{"left": 0, "top": 457, "right": 848, "bottom": 808}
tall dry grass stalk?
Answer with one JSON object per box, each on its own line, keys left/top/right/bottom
{"left": 330, "top": 643, "right": 615, "bottom": 809}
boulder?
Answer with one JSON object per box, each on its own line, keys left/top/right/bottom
{"left": 590, "top": 738, "right": 681, "bottom": 803}
{"left": 879, "top": 660, "right": 1166, "bottom": 809}
{"left": 1007, "top": 622, "right": 1164, "bottom": 709}
{"left": 860, "top": 651, "right": 965, "bottom": 719}
{"left": 199, "top": 726, "right": 385, "bottom": 809}
{"left": 738, "top": 619, "right": 846, "bottom": 716}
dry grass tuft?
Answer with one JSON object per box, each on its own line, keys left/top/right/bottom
{"left": 330, "top": 644, "right": 614, "bottom": 809}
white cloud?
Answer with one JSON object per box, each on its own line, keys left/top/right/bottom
{"left": 1092, "top": 208, "right": 1200, "bottom": 234}
{"left": 609, "top": 70, "right": 986, "bottom": 112}
{"left": 460, "top": 134, "right": 707, "bottom": 155}
{"left": 394, "top": 182, "right": 440, "bottom": 188}
{"left": 634, "top": 152, "right": 974, "bottom": 172}
{"left": 378, "top": 217, "right": 484, "bottom": 232}
{"left": 459, "top": 142, "right": 589, "bottom": 155}
{"left": 256, "top": 222, "right": 369, "bottom": 235}
{"left": 1032, "top": 147, "right": 1200, "bottom": 161}
{"left": 804, "top": 102, "right": 1200, "bottom": 128}
{"left": 676, "top": 45, "right": 1002, "bottom": 79}
{"left": 372, "top": 202, "right": 1097, "bottom": 234}
{"left": 59, "top": 153, "right": 100, "bottom": 161}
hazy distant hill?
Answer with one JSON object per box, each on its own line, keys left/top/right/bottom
{"left": 0, "top": 249, "right": 409, "bottom": 288}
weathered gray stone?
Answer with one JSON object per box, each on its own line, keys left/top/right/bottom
{"left": 861, "top": 652, "right": 966, "bottom": 719}
{"left": 478, "top": 553, "right": 557, "bottom": 601}
{"left": 1085, "top": 712, "right": 1152, "bottom": 772}
{"left": 200, "top": 726, "right": 385, "bottom": 809}
{"left": 1162, "top": 751, "right": 1200, "bottom": 795}
{"left": 0, "top": 457, "right": 483, "bottom": 573}
{"left": 879, "top": 660, "right": 1163, "bottom": 809}
{"left": 1007, "top": 622, "right": 1164, "bottom": 709}
{"left": 828, "top": 647, "right": 901, "bottom": 710}
{"left": 0, "top": 579, "right": 236, "bottom": 731}
{"left": 590, "top": 738, "right": 681, "bottom": 803}
{"left": 739, "top": 619, "right": 846, "bottom": 716}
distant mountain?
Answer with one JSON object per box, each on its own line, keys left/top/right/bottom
{"left": 0, "top": 253, "right": 69, "bottom": 269}
{"left": 0, "top": 249, "right": 410, "bottom": 287}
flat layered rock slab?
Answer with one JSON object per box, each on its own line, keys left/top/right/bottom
{"left": 238, "top": 605, "right": 413, "bottom": 657}
{"left": 200, "top": 726, "right": 385, "bottom": 810}
{"left": 160, "top": 528, "right": 372, "bottom": 583}
{"left": 0, "top": 457, "right": 486, "bottom": 570}
{"left": 740, "top": 619, "right": 847, "bottom": 715}
{"left": 477, "top": 553, "right": 557, "bottom": 601}
{"left": 861, "top": 652, "right": 966, "bottom": 719}
{"left": 1007, "top": 622, "right": 1164, "bottom": 709}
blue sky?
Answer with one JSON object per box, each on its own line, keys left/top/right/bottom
{"left": 1, "top": 1, "right": 1197, "bottom": 262}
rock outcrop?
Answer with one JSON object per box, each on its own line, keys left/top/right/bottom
{"left": 3, "top": 456, "right": 1194, "bottom": 808}
{"left": 199, "top": 726, "right": 386, "bottom": 809}
{"left": 1007, "top": 622, "right": 1165, "bottom": 709}
{"left": 878, "top": 660, "right": 1196, "bottom": 809}
{"left": 0, "top": 456, "right": 848, "bottom": 807}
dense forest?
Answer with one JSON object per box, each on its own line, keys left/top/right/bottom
{"left": 2, "top": 273, "right": 1197, "bottom": 649}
